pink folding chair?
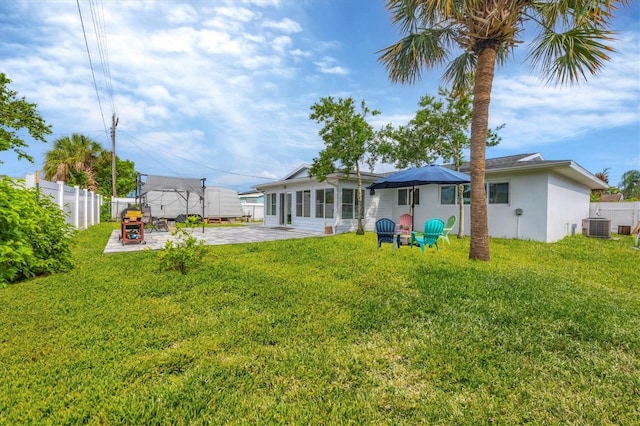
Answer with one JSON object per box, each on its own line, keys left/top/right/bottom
{"left": 397, "top": 214, "right": 413, "bottom": 245}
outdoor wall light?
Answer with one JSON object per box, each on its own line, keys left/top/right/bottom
{"left": 370, "top": 188, "right": 375, "bottom": 195}
{"left": 515, "top": 208, "right": 524, "bottom": 216}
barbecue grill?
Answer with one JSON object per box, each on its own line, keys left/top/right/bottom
{"left": 118, "top": 206, "right": 145, "bottom": 245}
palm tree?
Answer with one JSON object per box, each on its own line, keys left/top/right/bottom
{"left": 43, "top": 134, "right": 104, "bottom": 192}
{"left": 620, "top": 170, "right": 640, "bottom": 199}
{"left": 378, "top": 0, "right": 628, "bottom": 261}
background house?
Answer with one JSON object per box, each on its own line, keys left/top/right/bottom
{"left": 255, "top": 154, "right": 608, "bottom": 243}
{"left": 238, "top": 190, "right": 264, "bottom": 221}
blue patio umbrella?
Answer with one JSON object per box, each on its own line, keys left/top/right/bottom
{"left": 367, "top": 164, "right": 471, "bottom": 189}
{"left": 367, "top": 165, "right": 471, "bottom": 228}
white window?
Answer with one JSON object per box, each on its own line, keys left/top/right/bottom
{"left": 341, "top": 188, "right": 359, "bottom": 219}
{"left": 488, "top": 182, "right": 509, "bottom": 204}
{"left": 398, "top": 188, "right": 420, "bottom": 206}
{"left": 440, "top": 183, "right": 506, "bottom": 204}
{"left": 296, "top": 190, "right": 311, "bottom": 217}
{"left": 266, "top": 193, "right": 277, "bottom": 215}
{"left": 315, "top": 188, "right": 334, "bottom": 219}
{"left": 440, "top": 184, "right": 470, "bottom": 205}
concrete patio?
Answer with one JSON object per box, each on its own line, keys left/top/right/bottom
{"left": 103, "top": 224, "right": 324, "bottom": 254}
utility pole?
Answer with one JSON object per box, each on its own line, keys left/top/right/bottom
{"left": 111, "top": 113, "right": 118, "bottom": 197}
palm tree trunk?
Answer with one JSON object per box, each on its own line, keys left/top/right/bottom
{"left": 457, "top": 183, "right": 465, "bottom": 238}
{"left": 469, "top": 46, "right": 497, "bottom": 261}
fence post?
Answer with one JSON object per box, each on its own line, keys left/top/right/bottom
{"left": 83, "top": 189, "right": 88, "bottom": 229}
{"left": 89, "top": 191, "right": 96, "bottom": 226}
{"left": 56, "top": 181, "right": 64, "bottom": 211}
{"left": 74, "top": 186, "right": 80, "bottom": 228}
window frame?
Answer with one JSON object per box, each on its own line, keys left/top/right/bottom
{"left": 398, "top": 188, "right": 420, "bottom": 206}
{"left": 439, "top": 182, "right": 507, "bottom": 205}
{"left": 487, "top": 181, "right": 509, "bottom": 204}
{"left": 341, "top": 188, "right": 359, "bottom": 220}
{"left": 266, "top": 193, "right": 277, "bottom": 216}
{"left": 315, "top": 188, "right": 334, "bottom": 219}
{"left": 296, "top": 190, "right": 311, "bottom": 217}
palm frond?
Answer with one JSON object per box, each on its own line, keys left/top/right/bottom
{"left": 442, "top": 52, "right": 477, "bottom": 92}
{"left": 527, "top": 25, "right": 615, "bottom": 85}
{"left": 377, "top": 28, "right": 459, "bottom": 84}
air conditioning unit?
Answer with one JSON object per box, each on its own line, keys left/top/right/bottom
{"left": 582, "top": 218, "right": 611, "bottom": 238}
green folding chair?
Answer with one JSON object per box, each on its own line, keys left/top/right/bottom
{"left": 411, "top": 218, "right": 445, "bottom": 252}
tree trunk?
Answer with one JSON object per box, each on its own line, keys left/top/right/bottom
{"left": 469, "top": 47, "right": 497, "bottom": 261}
{"left": 457, "top": 183, "right": 465, "bottom": 239}
{"left": 355, "top": 163, "right": 365, "bottom": 235}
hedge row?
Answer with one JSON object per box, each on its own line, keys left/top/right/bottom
{"left": 0, "top": 177, "right": 75, "bottom": 286}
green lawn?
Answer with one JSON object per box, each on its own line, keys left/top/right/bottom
{"left": 1, "top": 223, "right": 638, "bottom": 424}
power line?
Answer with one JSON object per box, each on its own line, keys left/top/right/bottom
{"left": 88, "top": 0, "right": 116, "bottom": 115}
{"left": 119, "top": 130, "right": 273, "bottom": 180}
{"left": 76, "top": 0, "right": 109, "bottom": 137}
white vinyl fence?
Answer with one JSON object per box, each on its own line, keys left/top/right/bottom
{"left": 589, "top": 202, "right": 640, "bottom": 233}
{"left": 110, "top": 197, "right": 137, "bottom": 219}
{"left": 25, "top": 173, "right": 102, "bottom": 230}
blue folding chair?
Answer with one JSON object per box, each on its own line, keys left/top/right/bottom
{"left": 375, "top": 218, "right": 400, "bottom": 251}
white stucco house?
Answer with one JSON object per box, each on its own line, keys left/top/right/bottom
{"left": 254, "top": 153, "right": 607, "bottom": 242}
{"left": 254, "top": 164, "right": 382, "bottom": 235}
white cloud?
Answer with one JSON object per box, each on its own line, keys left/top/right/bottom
{"left": 271, "top": 35, "right": 292, "bottom": 53}
{"left": 212, "top": 6, "right": 257, "bottom": 22}
{"left": 314, "top": 56, "right": 348, "bottom": 75}
{"left": 197, "top": 29, "right": 252, "bottom": 55}
{"left": 290, "top": 48, "right": 311, "bottom": 57}
{"left": 262, "top": 17, "right": 302, "bottom": 33}
{"left": 166, "top": 4, "right": 198, "bottom": 24}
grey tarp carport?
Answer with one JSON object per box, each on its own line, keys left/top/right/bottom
{"left": 137, "top": 174, "right": 206, "bottom": 230}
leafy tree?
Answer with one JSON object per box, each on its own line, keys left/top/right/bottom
{"left": 379, "top": 0, "right": 627, "bottom": 261}
{"left": 95, "top": 151, "right": 137, "bottom": 197}
{"left": 372, "top": 86, "right": 501, "bottom": 238}
{"left": 0, "top": 73, "right": 52, "bottom": 164}
{"left": 619, "top": 170, "right": 640, "bottom": 200}
{"left": 43, "top": 133, "right": 104, "bottom": 192}
{"left": 309, "top": 96, "right": 380, "bottom": 235}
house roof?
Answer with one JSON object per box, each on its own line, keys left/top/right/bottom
{"left": 254, "top": 165, "right": 382, "bottom": 191}
{"left": 457, "top": 153, "right": 607, "bottom": 190}
{"left": 600, "top": 193, "right": 623, "bottom": 202}
{"left": 238, "top": 189, "right": 263, "bottom": 196}
{"left": 254, "top": 153, "right": 607, "bottom": 191}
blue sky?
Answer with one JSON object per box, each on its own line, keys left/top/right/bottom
{"left": 1, "top": 0, "right": 639, "bottom": 192}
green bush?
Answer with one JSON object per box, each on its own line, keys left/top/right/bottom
{"left": 100, "top": 196, "right": 112, "bottom": 222}
{"left": 0, "top": 177, "right": 75, "bottom": 286}
{"left": 156, "top": 220, "right": 207, "bottom": 274}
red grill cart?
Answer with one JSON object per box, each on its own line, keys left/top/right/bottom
{"left": 119, "top": 207, "right": 146, "bottom": 245}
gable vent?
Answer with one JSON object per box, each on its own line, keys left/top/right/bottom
{"left": 582, "top": 218, "right": 611, "bottom": 238}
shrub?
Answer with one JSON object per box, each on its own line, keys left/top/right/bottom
{"left": 0, "top": 177, "right": 75, "bottom": 286}
{"left": 157, "top": 220, "right": 207, "bottom": 274}
{"left": 100, "top": 196, "right": 112, "bottom": 222}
